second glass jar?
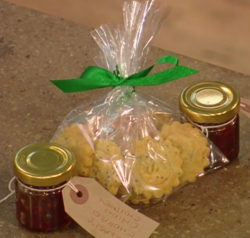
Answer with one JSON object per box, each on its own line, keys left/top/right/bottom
{"left": 179, "top": 81, "right": 240, "bottom": 162}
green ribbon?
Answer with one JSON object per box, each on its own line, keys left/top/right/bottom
{"left": 50, "top": 55, "right": 198, "bottom": 93}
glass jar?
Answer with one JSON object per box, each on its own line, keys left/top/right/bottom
{"left": 14, "top": 142, "right": 75, "bottom": 232}
{"left": 179, "top": 81, "right": 240, "bottom": 162}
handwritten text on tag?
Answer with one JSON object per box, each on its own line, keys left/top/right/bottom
{"left": 62, "top": 177, "right": 159, "bottom": 238}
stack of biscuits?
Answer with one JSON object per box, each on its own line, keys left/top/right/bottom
{"left": 54, "top": 114, "right": 210, "bottom": 205}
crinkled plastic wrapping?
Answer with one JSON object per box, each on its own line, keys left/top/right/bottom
{"left": 51, "top": 0, "right": 229, "bottom": 207}
{"left": 51, "top": 86, "right": 228, "bottom": 206}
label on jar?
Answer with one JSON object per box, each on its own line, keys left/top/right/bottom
{"left": 62, "top": 177, "right": 159, "bottom": 238}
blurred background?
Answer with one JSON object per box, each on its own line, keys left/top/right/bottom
{"left": 5, "top": 0, "right": 250, "bottom": 75}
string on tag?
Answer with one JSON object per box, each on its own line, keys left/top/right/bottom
{"left": 200, "top": 126, "right": 209, "bottom": 138}
{"left": 0, "top": 177, "right": 80, "bottom": 204}
{"left": 0, "top": 177, "right": 15, "bottom": 204}
{"left": 240, "top": 102, "right": 250, "bottom": 113}
{"left": 67, "top": 180, "right": 79, "bottom": 193}
{"left": 188, "top": 115, "right": 237, "bottom": 138}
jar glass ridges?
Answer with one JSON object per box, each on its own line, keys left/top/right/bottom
{"left": 14, "top": 142, "right": 75, "bottom": 231}
{"left": 179, "top": 81, "right": 240, "bottom": 162}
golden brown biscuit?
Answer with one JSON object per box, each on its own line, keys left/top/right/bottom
{"left": 53, "top": 123, "right": 96, "bottom": 177}
{"left": 129, "top": 136, "right": 183, "bottom": 204}
{"left": 160, "top": 121, "right": 210, "bottom": 184}
{"left": 94, "top": 139, "right": 123, "bottom": 195}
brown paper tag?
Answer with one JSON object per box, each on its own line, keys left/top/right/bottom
{"left": 63, "top": 177, "right": 159, "bottom": 238}
{"left": 240, "top": 97, "right": 250, "bottom": 118}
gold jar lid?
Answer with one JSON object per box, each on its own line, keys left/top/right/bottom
{"left": 14, "top": 142, "right": 75, "bottom": 187}
{"left": 179, "top": 81, "right": 240, "bottom": 124}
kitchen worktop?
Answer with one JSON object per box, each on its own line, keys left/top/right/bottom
{"left": 1, "top": 1, "right": 250, "bottom": 238}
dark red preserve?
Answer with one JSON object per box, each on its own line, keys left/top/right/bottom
{"left": 15, "top": 180, "right": 72, "bottom": 231}
{"left": 13, "top": 142, "right": 75, "bottom": 231}
{"left": 195, "top": 114, "right": 239, "bottom": 161}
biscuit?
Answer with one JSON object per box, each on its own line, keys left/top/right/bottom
{"left": 160, "top": 121, "right": 210, "bottom": 184}
{"left": 129, "top": 136, "right": 183, "bottom": 204}
{"left": 53, "top": 123, "right": 96, "bottom": 177}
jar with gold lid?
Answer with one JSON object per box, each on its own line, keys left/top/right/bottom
{"left": 179, "top": 81, "right": 240, "bottom": 162}
{"left": 14, "top": 142, "right": 75, "bottom": 231}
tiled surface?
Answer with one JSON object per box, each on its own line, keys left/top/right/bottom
{"left": 5, "top": 0, "right": 250, "bottom": 75}
{"left": 1, "top": 1, "right": 250, "bottom": 238}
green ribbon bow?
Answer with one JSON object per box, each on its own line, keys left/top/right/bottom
{"left": 50, "top": 55, "right": 198, "bottom": 93}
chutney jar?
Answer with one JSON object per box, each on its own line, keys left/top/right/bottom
{"left": 179, "top": 81, "right": 240, "bottom": 162}
{"left": 14, "top": 142, "right": 75, "bottom": 231}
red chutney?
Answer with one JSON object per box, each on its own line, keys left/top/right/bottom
{"left": 14, "top": 142, "right": 75, "bottom": 232}
{"left": 179, "top": 81, "right": 240, "bottom": 162}
{"left": 15, "top": 180, "right": 72, "bottom": 231}
{"left": 197, "top": 114, "right": 239, "bottom": 162}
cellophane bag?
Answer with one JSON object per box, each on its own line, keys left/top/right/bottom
{"left": 51, "top": 0, "right": 229, "bottom": 207}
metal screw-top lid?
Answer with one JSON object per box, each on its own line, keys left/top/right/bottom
{"left": 179, "top": 81, "right": 240, "bottom": 124}
{"left": 14, "top": 142, "right": 75, "bottom": 187}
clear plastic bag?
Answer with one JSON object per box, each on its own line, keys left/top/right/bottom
{"left": 51, "top": 0, "right": 229, "bottom": 207}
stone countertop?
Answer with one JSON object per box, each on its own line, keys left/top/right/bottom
{"left": 1, "top": 1, "right": 250, "bottom": 238}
